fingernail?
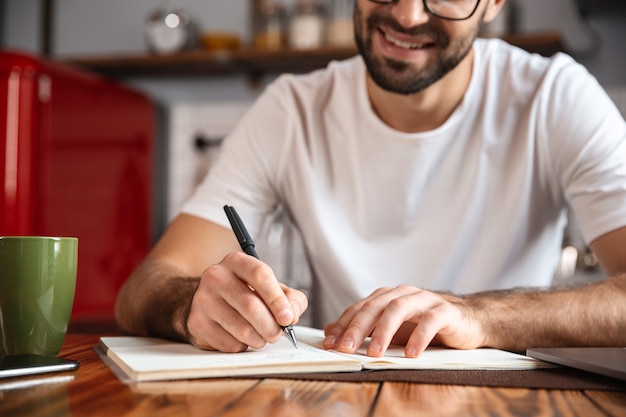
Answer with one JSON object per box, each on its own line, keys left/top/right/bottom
{"left": 405, "top": 347, "right": 419, "bottom": 358}
{"left": 323, "top": 335, "right": 336, "bottom": 347}
{"left": 369, "top": 341, "right": 382, "bottom": 355}
{"left": 339, "top": 338, "right": 354, "bottom": 351}
{"left": 290, "top": 302, "right": 300, "bottom": 318}
{"left": 278, "top": 308, "right": 293, "bottom": 324}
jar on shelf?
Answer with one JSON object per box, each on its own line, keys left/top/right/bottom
{"left": 252, "top": 0, "right": 286, "bottom": 50}
{"left": 288, "top": 0, "right": 326, "bottom": 50}
{"left": 327, "top": 0, "right": 354, "bottom": 47}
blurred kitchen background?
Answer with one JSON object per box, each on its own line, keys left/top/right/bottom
{"left": 1, "top": 0, "right": 625, "bottom": 325}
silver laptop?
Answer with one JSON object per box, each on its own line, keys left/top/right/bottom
{"left": 526, "top": 347, "right": 626, "bottom": 381}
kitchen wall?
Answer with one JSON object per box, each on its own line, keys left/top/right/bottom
{"left": 0, "top": 2, "right": 5, "bottom": 45}
{"left": 2, "top": 1, "right": 41, "bottom": 52}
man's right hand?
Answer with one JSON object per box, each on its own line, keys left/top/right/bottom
{"left": 187, "top": 251, "right": 307, "bottom": 352}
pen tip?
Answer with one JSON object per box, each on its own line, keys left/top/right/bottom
{"left": 284, "top": 326, "right": 298, "bottom": 349}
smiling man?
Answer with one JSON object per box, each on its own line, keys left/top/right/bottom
{"left": 116, "top": 0, "right": 626, "bottom": 357}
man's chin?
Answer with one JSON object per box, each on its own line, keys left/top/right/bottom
{"left": 368, "top": 66, "right": 436, "bottom": 96}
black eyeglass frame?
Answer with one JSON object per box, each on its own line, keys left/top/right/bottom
{"left": 367, "top": 0, "right": 482, "bottom": 21}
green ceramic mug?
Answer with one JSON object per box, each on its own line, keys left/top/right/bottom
{"left": 0, "top": 236, "right": 78, "bottom": 356}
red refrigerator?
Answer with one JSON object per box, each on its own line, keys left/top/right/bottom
{"left": 0, "top": 50, "right": 154, "bottom": 324}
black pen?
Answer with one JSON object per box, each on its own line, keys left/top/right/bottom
{"left": 223, "top": 205, "right": 298, "bottom": 349}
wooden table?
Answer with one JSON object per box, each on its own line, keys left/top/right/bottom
{"left": 1, "top": 334, "right": 625, "bottom": 416}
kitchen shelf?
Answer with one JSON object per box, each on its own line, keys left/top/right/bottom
{"left": 63, "top": 45, "right": 359, "bottom": 78}
{"left": 61, "top": 32, "right": 563, "bottom": 79}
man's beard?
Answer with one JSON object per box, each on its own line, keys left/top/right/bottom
{"left": 354, "top": 4, "right": 479, "bottom": 95}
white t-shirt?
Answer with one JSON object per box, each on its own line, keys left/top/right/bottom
{"left": 182, "top": 38, "right": 626, "bottom": 326}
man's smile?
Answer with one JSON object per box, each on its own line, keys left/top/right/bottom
{"left": 380, "top": 28, "right": 436, "bottom": 50}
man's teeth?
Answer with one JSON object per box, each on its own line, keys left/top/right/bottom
{"left": 384, "top": 32, "right": 425, "bottom": 49}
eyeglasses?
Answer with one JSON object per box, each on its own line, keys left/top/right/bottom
{"left": 367, "top": 0, "right": 482, "bottom": 21}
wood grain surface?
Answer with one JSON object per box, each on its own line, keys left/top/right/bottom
{"left": 1, "top": 334, "right": 624, "bottom": 416}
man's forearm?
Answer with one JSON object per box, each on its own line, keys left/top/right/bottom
{"left": 464, "top": 274, "right": 626, "bottom": 351}
{"left": 115, "top": 259, "right": 200, "bottom": 342}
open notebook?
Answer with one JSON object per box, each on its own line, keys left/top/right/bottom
{"left": 99, "top": 326, "right": 552, "bottom": 382}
